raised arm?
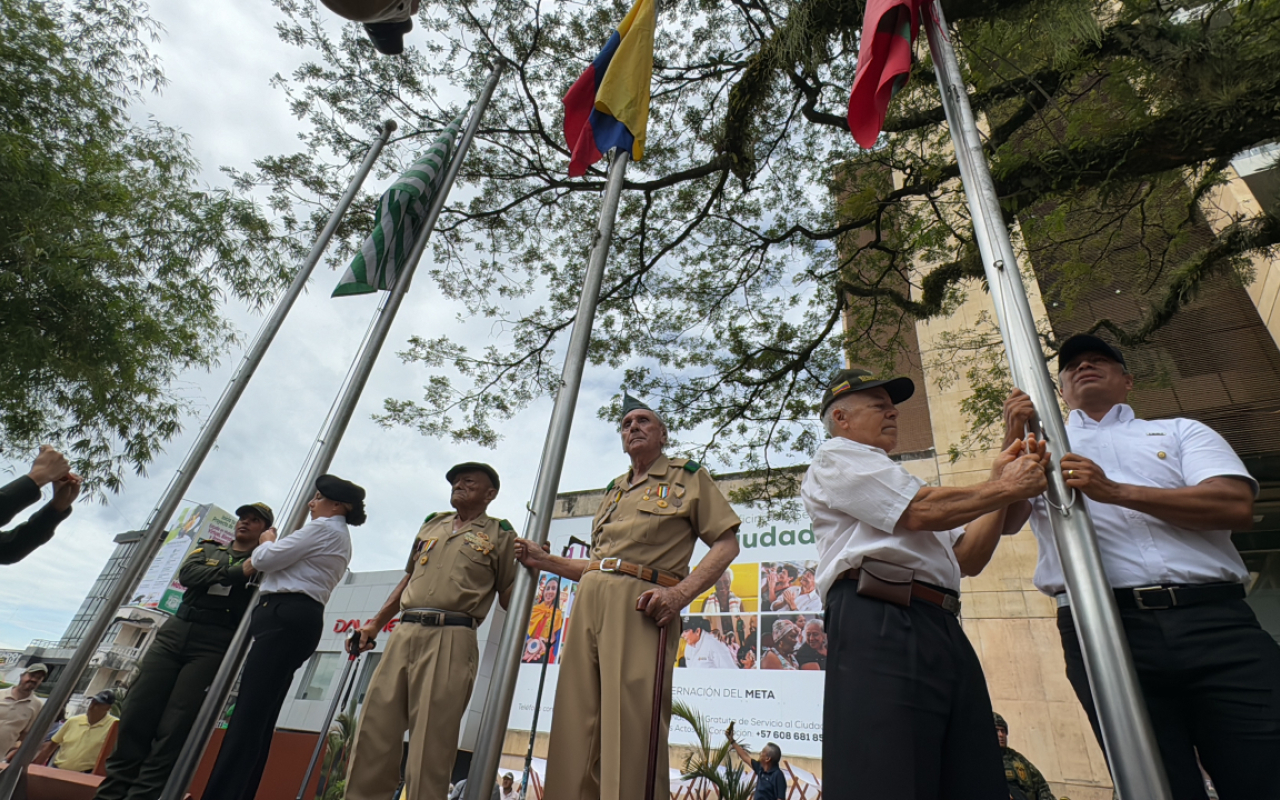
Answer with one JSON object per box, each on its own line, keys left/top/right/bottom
{"left": 514, "top": 538, "right": 591, "bottom": 582}
{"left": 900, "top": 437, "right": 1048, "bottom": 532}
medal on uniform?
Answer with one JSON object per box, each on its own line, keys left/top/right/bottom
{"left": 674, "top": 485, "right": 686, "bottom": 498}
{"left": 465, "top": 531, "right": 495, "bottom": 555}
{"left": 656, "top": 485, "right": 670, "bottom": 508}
{"left": 418, "top": 537, "right": 437, "bottom": 565}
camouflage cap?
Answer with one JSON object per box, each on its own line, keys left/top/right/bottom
{"left": 993, "top": 712, "right": 1008, "bottom": 732}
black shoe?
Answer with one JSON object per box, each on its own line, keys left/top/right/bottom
{"left": 363, "top": 19, "right": 412, "bottom": 55}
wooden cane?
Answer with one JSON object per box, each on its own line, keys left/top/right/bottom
{"left": 645, "top": 622, "right": 670, "bottom": 800}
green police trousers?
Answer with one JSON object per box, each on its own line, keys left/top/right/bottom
{"left": 94, "top": 617, "right": 235, "bottom": 800}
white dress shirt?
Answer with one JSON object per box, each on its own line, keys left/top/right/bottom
{"left": 802, "top": 437, "right": 963, "bottom": 599}
{"left": 683, "top": 633, "right": 739, "bottom": 669}
{"left": 1027, "top": 404, "right": 1258, "bottom": 595}
{"left": 252, "top": 514, "right": 352, "bottom": 604}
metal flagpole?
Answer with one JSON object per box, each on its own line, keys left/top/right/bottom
{"left": 155, "top": 62, "right": 506, "bottom": 800}
{"left": 0, "top": 119, "right": 397, "bottom": 800}
{"left": 920, "top": 3, "right": 1170, "bottom": 797}
{"left": 464, "top": 148, "right": 631, "bottom": 800}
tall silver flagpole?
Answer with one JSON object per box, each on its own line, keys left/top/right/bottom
{"left": 921, "top": 4, "right": 1170, "bottom": 798}
{"left": 155, "top": 62, "right": 506, "bottom": 800}
{"left": 0, "top": 119, "right": 397, "bottom": 800}
{"left": 464, "top": 148, "right": 631, "bottom": 800}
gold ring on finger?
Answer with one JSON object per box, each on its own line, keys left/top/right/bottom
{"left": 1067, "top": 469, "right": 1075, "bottom": 478}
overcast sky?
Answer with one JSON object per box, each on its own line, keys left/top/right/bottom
{"left": 0, "top": 0, "right": 706, "bottom": 649}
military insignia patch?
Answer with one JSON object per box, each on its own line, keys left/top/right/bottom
{"left": 464, "top": 532, "right": 495, "bottom": 555}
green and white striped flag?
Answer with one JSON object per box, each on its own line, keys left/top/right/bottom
{"left": 333, "top": 114, "right": 466, "bottom": 297}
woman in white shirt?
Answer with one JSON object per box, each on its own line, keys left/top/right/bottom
{"left": 201, "top": 473, "right": 364, "bottom": 800}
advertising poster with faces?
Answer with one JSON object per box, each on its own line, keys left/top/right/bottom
{"left": 510, "top": 504, "right": 827, "bottom": 757}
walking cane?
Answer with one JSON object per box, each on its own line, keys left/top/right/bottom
{"left": 644, "top": 622, "right": 670, "bottom": 800}
{"left": 296, "top": 630, "right": 363, "bottom": 800}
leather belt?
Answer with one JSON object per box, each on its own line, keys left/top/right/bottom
{"left": 1056, "top": 582, "right": 1246, "bottom": 611}
{"left": 584, "top": 558, "right": 681, "bottom": 588}
{"left": 837, "top": 567, "right": 962, "bottom": 615}
{"left": 401, "top": 608, "right": 479, "bottom": 628}
{"left": 175, "top": 605, "right": 239, "bottom": 628}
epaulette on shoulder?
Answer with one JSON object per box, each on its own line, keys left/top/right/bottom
{"left": 191, "top": 547, "right": 204, "bottom": 554}
{"left": 499, "top": 519, "right": 514, "bottom": 532}
{"left": 423, "top": 512, "right": 445, "bottom": 524}
{"left": 682, "top": 460, "right": 701, "bottom": 473}
{"left": 606, "top": 478, "right": 616, "bottom": 491}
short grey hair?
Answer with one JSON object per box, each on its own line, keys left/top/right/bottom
{"left": 763, "top": 742, "right": 782, "bottom": 764}
{"left": 821, "top": 393, "right": 858, "bottom": 436}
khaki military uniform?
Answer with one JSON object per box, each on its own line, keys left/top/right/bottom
{"left": 345, "top": 512, "right": 517, "bottom": 800}
{"left": 543, "top": 456, "right": 740, "bottom": 800}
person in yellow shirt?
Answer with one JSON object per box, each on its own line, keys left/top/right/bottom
{"left": 37, "top": 691, "right": 117, "bottom": 773}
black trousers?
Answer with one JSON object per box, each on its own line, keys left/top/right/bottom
{"left": 201, "top": 593, "right": 323, "bottom": 800}
{"left": 823, "top": 580, "right": 1007, "bottom": 800}
{"left": 1058, "top": 597, "right": 1280, "bottom": 800}
{"left": 95, "top": 618, "right": 235, "bottom": 800}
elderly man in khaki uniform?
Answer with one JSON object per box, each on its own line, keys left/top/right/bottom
{"left": 516, "top": 394, "right": 742, "bottom": 800}
{"left": 344, "top": 462, "right": 517, "bottom": 800}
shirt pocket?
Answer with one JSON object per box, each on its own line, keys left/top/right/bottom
{"left": 451, "top": 542, "right": 495, "bottom": 592}
{"left": 634, "top": 502, "right": 685, "bottom": 544}
{"left": 1131, "top": 436, "right": 1183, "bottom": 489}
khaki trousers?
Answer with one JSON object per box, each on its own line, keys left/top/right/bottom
{"left": 543, "top": 572, "right": 680, "bottom": 800}
{"left": 344, "top": 623, "right": 478, "bottom": 800}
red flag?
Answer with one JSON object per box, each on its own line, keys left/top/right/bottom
{"left": 847, "top": 0, "right": 925, "bottom": 149}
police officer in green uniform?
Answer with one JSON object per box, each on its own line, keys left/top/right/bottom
{"left": 994, "top": 713, "right": 1056, "bottom": 800}
{"left": 94, "top": 502, "right": 273, "bottom": 800}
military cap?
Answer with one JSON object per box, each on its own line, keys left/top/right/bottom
{"left": 445, "top": 462, "right": 501, "bottom": 491}
{"left": 621, "top": 391, "right": 658, "bottom": 420}
{"left": 315, "top": 474, "right": 366, "bottom": 505}
{"left": 993, "top": 712, "right": 1008, "bottom": 732}
{"left": 1057, "top": 333, "right": 1126, "bottom": 371}
{"left": 234, "top": 502, "right": 274, "bottom": 527}
{"left": 819, "top": 368, "right": 915, "bottom": 414}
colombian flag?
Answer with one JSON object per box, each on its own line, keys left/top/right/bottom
{"left": 562, "top": 0, "right": 656, "bottom": 177}
{"left": 847, "top": 0, "right": 925, "bottom": 149}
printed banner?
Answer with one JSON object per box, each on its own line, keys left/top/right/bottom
{"left": 510, "top": 504, "right": 827, "bottom": 757}
{"left": 131, "top": 504, "right": 237, "bottom": 614}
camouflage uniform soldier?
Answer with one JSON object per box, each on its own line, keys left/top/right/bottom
{"left": 995, "top": 713, "right": 1055, "bottom": 800}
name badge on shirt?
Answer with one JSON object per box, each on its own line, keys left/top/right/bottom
{"left": 207, "top": 583, "right": 232, "bottom": 596}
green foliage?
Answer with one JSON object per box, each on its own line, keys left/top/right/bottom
{"left": 0, "top": 0, "right": 298, "bottom": 490}
{"left": 671, "top": 700, "right": 754, "bottom": 800}
{"left": 244, "top": 0, "right": 1279, "bottom": 472}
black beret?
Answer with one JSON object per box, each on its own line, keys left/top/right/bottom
{"left": 315, "top": 474, "right": 365, "bottom": 505}
{"left": 445, "top": 462, "right": 500, "bottom": 491}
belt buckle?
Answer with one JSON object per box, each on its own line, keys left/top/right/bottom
{"left": 1133, "top": 585, "right": 1175, "bottom": 610}
{"left": 599, "top": 557, "right": 622, "bottom": 573}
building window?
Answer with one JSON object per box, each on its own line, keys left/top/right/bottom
{"left": 296, "top": 652, "right": 341, "bottom": 701}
